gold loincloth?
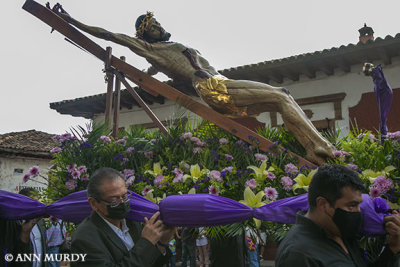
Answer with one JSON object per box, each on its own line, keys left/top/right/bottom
{"left": 195, "top": 76, "right": 249, "bottom": 117}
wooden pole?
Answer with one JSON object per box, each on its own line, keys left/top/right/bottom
{"left": 104, "top": 46, "right": 114, "bottom": 127}
{"left": 111, "top": 69, "right": 169, "bottom": 136}
{"left": 112, "top": 56, "right": 124, "bottom": 138}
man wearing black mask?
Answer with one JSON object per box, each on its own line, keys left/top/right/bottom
{"left": 71, "top": 167, "right": 174, "bottom": 266}
{"left": 276, "top": 164, "right": 400, "bottom": 267}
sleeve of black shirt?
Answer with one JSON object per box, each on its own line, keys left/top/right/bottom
{"left": 276, "top": 250, "right": 323, "bottom": 267}
{"left": 370, "top": 246, "right": 400, "bottom": 267}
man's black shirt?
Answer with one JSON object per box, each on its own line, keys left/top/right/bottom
{"left": 275, "top": 213, "right": 400, "bottom": 267}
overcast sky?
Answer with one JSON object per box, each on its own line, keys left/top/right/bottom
{"left": 1, "top": 0, "right": 399, "bottom": 135}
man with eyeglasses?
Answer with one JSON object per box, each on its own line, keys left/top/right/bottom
{"left": 70, "top": 167, "right": 174, "bottom": 267}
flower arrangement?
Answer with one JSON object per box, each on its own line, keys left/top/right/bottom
{"left": 24, "top": 122, "right": 400, "bottom": 237}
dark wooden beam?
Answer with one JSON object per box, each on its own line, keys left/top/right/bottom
{"left": 299, "top": 64, "right": 316, "bottom": 79}
{"left": 104, "top": 47, "right": 114, "bottom": 126}
{"left": 336, "top": 58, "right": 351, "bottom": 73}
{"left": 377, "top": 48, "right": 392, "bottom": 65}
{"left": 319, "top": 62, "right": 334, "bottom": 76}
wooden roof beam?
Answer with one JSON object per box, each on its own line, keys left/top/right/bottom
{"left": 299, "top": 64, "right": 316, "bottom": 79}
{"left": 319, "top": 63, "right": 334, "bottom": 76}
{"left": 281, "top": 69, "right": 299, "bottom": 81}
{"left": 377, "top": 48, "right": 392, "bottom": 65}
{"left": 266, "top": 71, "right": 283, "bottom": 83}
{"left": 336, "top": 58, "right": 351, "bottom": 73}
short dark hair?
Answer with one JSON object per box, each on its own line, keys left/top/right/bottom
{"left": 308, "top": 164, "right": 365, "bottom": 210}
{"left": 87, "top": 167, "right": 124, "bottom": 200}
{"left": 19, "top": 187, "right": 36, "bottom": 197}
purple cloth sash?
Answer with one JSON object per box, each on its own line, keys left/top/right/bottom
{"left": 371, "top": 65, "right": 393, "bottom": 143}
{"left": 0, "top": 190, "right": 389, "bottom": 236}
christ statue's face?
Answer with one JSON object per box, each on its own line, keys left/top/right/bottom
{"left": 145, "top": 18, "right": 171, "bottom": 42}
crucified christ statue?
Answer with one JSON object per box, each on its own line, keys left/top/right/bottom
{"left": 54, "top": 6, "right": 335, "bottom": 164}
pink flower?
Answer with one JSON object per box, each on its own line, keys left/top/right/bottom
{"left": 369, "top": 187, "right": 380, "bottom": 198}
{"left": 280, "top": 176, "right": 293, "bottom": 191}
{"left": 144, "top": 151, "right": 153, "bottom": 160}
{"left": 141, "top": 186, "right": 152, "bottom": 196}
{"left": 172, "top": 174, "right": 183, "bottom": 183}
{"left": 245, "top": 179, "right": 258, "bottom": 190}
{"left": 81, "top": 174, "right": 89, "bottom": 180}
{"left": 221, "top": 166, "right": 233, "bottom": 173}
{"left": 347, "top": 164, "right": 358, "bottom": 171}
{"left": 99, "top": 136, "right": 111, "bottom": 143}
{"left": 209, "top": 170, "right": 222, "bottom": 182}
{"left": 71, "top": 170, "right": 81, "bottom": 179}
{"left": 173, "top": 168, "right": 183, "bottom": 176}
{"left": 23, "top": 174, "right": 30, "bottom": 183}
{"left": 50, "top": 147, "right": 62, "bottom": 153}
{"left": 284, "top": 163, "right": 298, "bottom": 176}
{"left": 196, "top": 140, "right": 206, "bottom": 146}
{"left": 180, "top": 132, "right": 193, "bottom": 140}
{"left": 219, "top": 138, "right": 229, "bottom": 145}
{"left": 29, "top": 166, "right": 39, "bottom": 177}
{"left": 193, "top": 147, "right": 203, "bottom": 154}
{"left": 254, "top": 153, "right": 268, "bottom": 162}
{"left": 225, "top": 154, "right": 233, "bottom": 160}
{"left": 126, "top": 176, "right": 135, "bottom": 187}
{"left": 190, "top": 137, "right": 201, "bottom": 143}
{"left": 67, "top": 164, "right": 76, "bottom": 173}
{"left": 333, "top": 151, "right": 343, "bottom": 157}
{"left": 154, "top": 176, "right": 164, "bottom": 186}
{"left": 265, "top": 187, "right": 278, "bottom": 201}
{"left": 267, "top": 172, "right": 276, "bottom": 180}
{"left": 126, "top": 147, "right": 135, "bottom": 154}
{"left": 77, "top": 166, "right": 87, "bottom": 173}
{"left": 123, "top": 169, "right": 135, "bottom": 179}
{"left": 209, "top": 185, "right": 220, "bottom": 195}
{"left": 117, "top": 139, "right": 127, "bottom": 146}
{"left": 65, "top": 180, "right": 77, "bottom": 190}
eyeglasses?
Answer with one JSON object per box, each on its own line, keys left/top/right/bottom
{"left": 98, "top": 191, "right": 132, "bottom": 208}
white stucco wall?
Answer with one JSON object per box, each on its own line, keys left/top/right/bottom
{"left": 0, "top": 155, "right": 50, "bottom": 193}
{"left": 93, "top": 98, "right": 203, "bottom": 130}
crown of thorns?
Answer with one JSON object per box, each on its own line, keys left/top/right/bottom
{"left": 136, "top": 12, "right": 154, "bottom": 38}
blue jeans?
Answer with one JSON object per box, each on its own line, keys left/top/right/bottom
{"left": 47, "top": 246, "right": 61, "bottom": 267}
{"left": 248, "top": 246, "right": 259, "bottom": 267}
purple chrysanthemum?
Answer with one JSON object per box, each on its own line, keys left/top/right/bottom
{"left": 254, "top": 153, "right": 268, "bottom": 162}
{"left": 99, "top": 135, "right": 111, "bottom": 143}
{"left": 209, "top": 170, "right": 222, "bottom": 182}
{"left": 346, "top": 164, "right": 358, "bottom": 171}
{"left": 77, "top": 165, "right": 87, "bottom": 173}
{"left": 71, "top": 170, "right": 81, "bottom": 179}
{"left": 265, "top": 187, "right": 278, "bottom": 201}
{"left": 141, "top": 186, "right": 152, "bottom": 196}
{"left": 50, "top": 147, "right": 62, "bottom": 153}
{"left": 280, "top": 176, "right": 293, "bottom": 191}
{"left": 67, "top": 164, "right": 76, "bottom": 173}
{"left": 29, "top": 166, "right": 40, "bottom": 177}
{"left": 219, "top": 138, "right": 229, "bottom": 145}
{"left": 369, "top": 187, "right": 380, "bottom": 198}
{"left": 208, "top": 185, "right": 220, "bottom": 195}
{"left": 154, "top": 176, "right": 164, "bottom": 186}
{"left": 23, "top": 174, "right": 30, "bottom": 183}
{"left": 81, "top": 174, "right": 89, "bottom": 180}
{"left": 180, "top": 132, "right": 193, "bottom": 140}
{"left": 123, "top": 169, "right": 135, "bottom": 179}
{"left": 284, "top": 163, "right": 298, "bottom": 176}
{"left": 126, "top": 147, "right": 135, "bottom": 154}
{"left": 65, "top": 180, "right": 77, "bottom": 190}
{"left": 245, "top": 179, "right": 258, "bottom": 189}
{"left": 267, "top": 172, "right": 276, "bottom": 180}
{"left": 225, "top": 154, "right": 233, "bottom": 160}
{"left": 126, "top": 176, "right": 135, "bottom": 187}
{"left": 221, "top": 166, "right": 233, "bottom": 173}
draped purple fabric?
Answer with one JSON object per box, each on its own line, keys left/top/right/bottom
{"left": 371, "top": 65, "right": 393, "bottom": 144}
{"left": 159, "top": 194, "right": 252, "bottom": 227}
{"left": 253, "top": 193, "right": 309, "bottom": 224}
{"left": 126, "top": 191, "right": 159, "bottom": 223}
{"left": 0, "top": 190, "right": 46, "bottom": 220}
{"left": 0, "top": 190, "right": 389, "bottom": 236}
{"left": 45, "top": 190, "right": 91, "bottom": 224}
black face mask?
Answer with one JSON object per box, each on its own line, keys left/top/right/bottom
{"left": 332, "top": 208, "right": 362, "bottom": 239}
{"left": 106, "top": 200, "right": 131, "bottom": 220}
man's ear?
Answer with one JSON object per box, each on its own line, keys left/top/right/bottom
{"left": 88, "top": 197, "right": 98, "bottom": 211}
{"left": 315, "top": 196, "right": 331, "bottom": 212}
